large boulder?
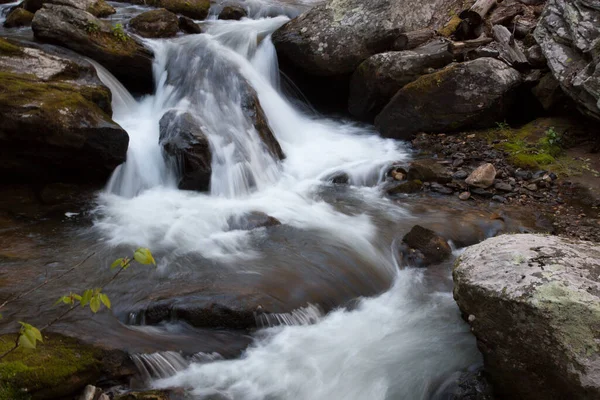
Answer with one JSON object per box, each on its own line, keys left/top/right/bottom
{"left": 375, "top": 58, "right": 522, "bottom": 140}
{"left": 129, "top": 8, "right": 179, "bottom": 38}
{"left": 271, "top": 0, "right": 465, "bottom": 77}
{"left": 3, "top": 8, "right": 34, "bottom": 27}
{"left": 534, "top": 0, "right": 600, "bottom": 121}
{"left": 454, "top": 234, "right": 600, "bottom": 400}
{"left": 32, "top": 5, "right": 153, "bottom": 93}
{"left": 159, "top": 110, "right": 212, "bottom": 191}
{"left": 348, "top": 40, "right": 453, "bottom": 121}
{"left": 22, "top": 0, "right": 115, "bottom": 17}
{"left": 0, "top": 38, "right": 129, "bottom": 184}
{"left": 110, "top": 0, "right": 209, "bottom": 20}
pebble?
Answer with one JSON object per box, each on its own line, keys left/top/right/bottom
{"left": 492, "top": 195, "right": 507, "bottom": 203}
{"left": 495, "top": 182, "right": 513, "bottom": 192}
{"left": 526, "top": 183, "right": 538, "bottom": 192}
{"left": 515, "top": 170, "right": 533, "bottom": 181}
{"left": 430, "top": 182, "right": 454, "bottom": 194}
{"left": 453, "top": 170, "right": 469, "bottom": 180}
{"left": 459, "top": 192, "right": 471, "bottom": 201}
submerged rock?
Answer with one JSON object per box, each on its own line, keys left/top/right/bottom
{"left": 32, "top": 5, "right": 154, "bottom": 93}
{"left": 0, "top": 39, "right": 129, "bottom": 184}
{"left": 402, "top": 225, "right": 452, "bottom": 265}
{"left": 3, "top": 8, "right": 34, "bottom": 27}
{"left": 375, "top": 58, "right": 522, "bottom": 139}
{"left": 159, "top": 110, "right": 212, "bottom": 191}
{"left": 454, "top": 234, "right": 600, "bottom": 399}
{"left": 178, "top": 15, "right": 201, "bottom": 34}
{"left": 218, "top": 5, "right": 247, "bottom": 20}
{"left": 534, "top": 0, "right": 600, "bottom": 121}
{"left": 130, "top": 8, "right": 179, "bottom": 38}
{"left": 227, "top": 211, "right": 281, "bottom": 231}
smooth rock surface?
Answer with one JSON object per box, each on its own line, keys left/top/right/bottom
{"left": 375, "top": 58, "right": 522, "bottom": 139}
{"left": 534, "top": 0, "right": 600, "bottom": 121}
{"left": 3, "top": 8, "right": 34, "bottom": 27}
{"left": 454, "top": 234, "right": 600, "bottom": 400}
{"left": 465, "top": 163, "right": 496, "bottom": 189}
{"left": 130, "top": 8, "right": 179, "bottom": 38}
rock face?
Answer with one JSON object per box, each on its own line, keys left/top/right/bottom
{"left": 272, "top": 0, "right": 465, "bottom": 77}
{"left": 0, "top": 39, "right": 129, "bottom": 184}
{"left": 159, "top": 110, "right": 212, "bottom": 191}
{"left": 534, "top": 0, "right": 600, "bottom": 121}
{"left": 348, "top": 40, "right": 453, "bottom": 121}
{"left": 3, "top": 8, "right": 34, "bottom": 27}
{"left": 454, "top": 234, "right": 600, "bottom": 400}
{"left": 465, "top": 163, "right": 496, "bottom": 188}
{"left": 375, "top": 58, "right": 522, "bottom": 139}
{"left": 130, "top": 9, "right": 179, "bottom": 38}
{"left": 32, "top": 5, "right": 154, "bottom": 93}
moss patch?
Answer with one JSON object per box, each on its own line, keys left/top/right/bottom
{"left": 0, "top": 38, "right": 23, "bottom": 56}
{"left": 438, "top": 15, "right": 461, "bottom": 37}
{"left": 0, "top": 333, "right": 102, "bottom": 399}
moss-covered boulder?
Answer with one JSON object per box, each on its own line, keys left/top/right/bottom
{"left": 454, "top": 234, "right": 600, "bottom": 399}
{"left": 0, "top": 333, "right": 133, "bottom": 400}
{"left": 87, "top": 0, "right": 116, "bottom": 18}
{"left": 0, "top": 38, "right": 129, "bottom": 184}
{"left": 3, "top": 8, "right": 34, "bottom": 28}
{"left": 32, "top": 5, "right": 153, "bottom": 93}
{"left": 375, "top": 58, "right": 522, "bottom": 140}
{"left": 130, "top": 9, "right": 179, "bottom": 38}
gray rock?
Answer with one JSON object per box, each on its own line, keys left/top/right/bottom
{"left": 491, "top": 195, "right": 507, "bottom": 203}
{"left": 227, "top": 212, "right": 281, "bottom": 231}
{"left": 534, "top": 0, "right": 600, "bottom": 121}
{"left": 32, "top": 4, "right": 154, "bottom": 93}
{"left": 348, "top": 40, "right": 453, "bottom": 121}
{"left": 430, "top": 182, "right": 453, "bottom": 194}
{"left": 494, "top": 182, "right": 513, "bottom": 192}
{"left": 272, "top": 0, "right": 465, "bottom": 77}
{"left": 465, "top": 163, "right": 496, "bottom": 189}
{"left": 218, "top": 4, "right": 247, "bottom": 20}
{"left": 532, "top": 72, "right": 567, "bottom": 111}
{"left": 386, "top": 180, "right": 423, "bottom": 195}
{"left": 407, "top": 159, "right": 452, "bottom": 183}
{"left": 375, "top": 58, "right": 521, "bottom": 139}
{"left": 453, "top": 234, "right": 600, "bottom": 399}
{"left": 453, "top": 170, "right": 469, "bottom": 180}
{"left": 130, "top": 8, "right": 179, "bottom": 38}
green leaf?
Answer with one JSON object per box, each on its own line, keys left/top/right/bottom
{"left": 81, "top": 289, "right": 93, "bottom": 307}
{"left": 17, "top": 322, "right": 42, "bottom": 349}
{"left": 134, "top": 248, "right": 156, "bottom": 266}
{"left": 18, "top": 333, "right": 36, "bottom": 349}
{"left": 111, "top": 258, "right": 124, "bottom": 269}
{"left": 72, "top": 294, "right": 82, "bottom": 301}
{"left": 99, "top": 293, "right": 111, "bottom": 309}
{"left": 90, "top": 296, "right": 101, "bottom": 313}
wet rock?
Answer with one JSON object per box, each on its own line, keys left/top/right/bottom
{"left": 218, "top": 5, "right": 247, "bottom": 20}
{"left": 534, "top": 0, "right": 600, "bottom": 121}
{"left": 114, "top": 390, "right": 172, "bottom": 400}
{"left": 227, "top": 212, "right": 281, "bottom": 231}
{"left": 159, "top": 110, "right": 211, "bottom": 191}
{"left": 453, "top": 234, "right": 600, "bottom": 399}
{"left": 32, "top": 4, "right": 154, "bottom": 93}
{"left": 407, "top": 159, "right": 452, "bottom": 183}
{"left": 470, "top": 188, "right": 494, "bottom": 198}
{"left": 430, "top": 182, "right": 453, "bottom": 195}
{"left": 110, "top": 0, "right": 209, "bottom": 19}
{"left": 348, "top": 40, "right": 453, "bottom": 121}
{"left": 328, "top": 172, "right": 349, "bottom": 184}
{"left": 453, "top": 170, "right": 469, "bottom": 180}
{"left": 0, "top": 39, "right": 129, "bottom": 184}
{"left": 494, "top": 182, "right": 513, "bottom": 192}
{"left": 402, "top": 225, "right": 452, "bottom": 265}
{"left": 272, "top": 0, "right": 465, "bottom": 77}
{"left": 386, "top": 180, "right": 422, "bottom": 195}
{"left": 79, "top": 385, "right": 102, "bottom": 400}
{"left": 525, "top": 44, "right": 546, "bottom": 68}
{"left": 515, "top": 170, "right": 532, "bottom": 181}
{"left": 465, "top": 163, "right": 496, "bottom": 189}
{"left": 130, "top": 9, "right": 179, "bottom": 38}
{"left": 491, "top": 195, "right": 507, "bottom": 203}
{"left": 87, "top": 0, "right": 115, "bottom": 17}
{"left": 178, "top": 16, "right": 201, "bottom": 34}
{"left": 445, "top": 368, "right": 494, "bottom": 400}
{"left": 458, "top": 192, "right": 470, "bottom": 201}
{"left": 375, "top": 58, "right": 522, "bottom": 139}
{"left": 525, "top": 183, "right": 538, "bottom": 191}
{"left": 3, "top": 8, "right": 34, "bottom": 27}
{"left": 22, "top": 0, "right": 115, "bottom": 17}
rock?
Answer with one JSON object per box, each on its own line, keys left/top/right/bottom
{"left": 348, "top": 40, "right": 453, "bottom": 121}
{"left": 272, "top": 0, "right": 464, "bottom": 77}
{"left": 79, "top": 385, "right": 102, "bottom": 400}
{"left": 87, "top": 0, "right": 115, "bottom": 18}
{"left": 0, "top": 332, "right": 134, "bottom": 400}
{"left": 465, "top": 163, "right": 496, "bottom": 189}
{"left": 515, "top": 169, "right": 533, "bottom": 181}
{"left": 430, "top": 182, "right": 453, "bottom": 195}
{"left": 3, "top": 8, "right": 34, "bottom": 27}
{"left": 0, "top": 39, "right": 129, "bottom": 184}
{"left": 110, "top": 0, "right": 209, "bottom": 19}
{"left": 130, "top": 9, "right": 179, "bottom": 38}
{"left": 491, "top": 195, "right": 507, "bottom": 203}
{"left": 32, "top": 4, "right": 154, "bottom": 93}
{"left": 375, "top": 58, "right": 522, "bottom": 139}
{"left": 459, "top": 191, "right": 470, "bottom": 201}
{"left": 407, "top": 159, "right": 451, "bottom": 183}
{"left": 114, "top": 390, "right": 172, "bottom": 400}
{"left": 218, "top": 5, "right": 247, "bottom": 20}
{"left": 386, "top": 180, "right": 422, "bottom": 195}
{"left": 526, "top": 183, "right": 538, "bottom": 191}
{"left": 494, "top": 182, "right": 513, "bottom": 192}
{"left": 178, "top": 16, "right": 201, "bottom": 34}
{"left": 402, "top": 225, "right": 452, "bottom": 265}
{"left": 525, "top": 44, "right": 546, "bottom": 68}
{"left": 453, "top": 234, "right": 600, "bottom": 399}
{"left": 227, "top": 212, "right": 281, "bottom": 231}
{"left": 328, "top": 172, "right": 349, "bottom": 184}
{"left": 534, "top": 0, "right": 600, "bottom": 121}
{"left": 453, "top": 170, "right": 469, "bottom": 180}
{"left": 159, "top": 110, "right": 212, "bottom": 191}
{"left": 22, "top": 0, "right": 115, "bottom": 17}
{"left": 532, "top": 73, "right": 566, "bottom": 111}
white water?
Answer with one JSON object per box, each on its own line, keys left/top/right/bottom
{"left": 91, "top": 8, "right": 480, "bottom": 400}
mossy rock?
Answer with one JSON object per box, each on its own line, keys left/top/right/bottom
{"left": 125, "top": 0, "right": 209, "bottom": 20}
{"left": 3, "top": 8, "right": 34, "bottom": 28}
{"left": 0, "top": 333, "right": 115, "bottom": 399}
{"left": 130, "top": 9, "right": 179, "bottom": 38}
{"left": 0, "top": 37, "right": 23, "bottom": 56}
{"left": 88, "top": 0, "right": 116, "bottom": 18}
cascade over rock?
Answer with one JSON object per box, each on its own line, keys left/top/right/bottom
{"left": 375, "top": 58, "right": 522, "bottom": 139}
{"left": 0, "top": 39, "right": 129, "bottom": 184}
{"left": 454, "top": 234, "right": 600, "bottom": 399}
{"left": 32, "top": 4, "right": 154, "bottom": 93}
{"left": 534, "top": 0, "right": 600, "bottom": 121}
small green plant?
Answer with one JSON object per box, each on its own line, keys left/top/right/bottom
{"left": 495, "top": 121, "right": 510, "bottom": 131}
{"left": 111, "top": 23, "right": 128, "bottom": 42}
{"left": 0, "top": 248, "right": 156, "bottom": 360}
{"left": 544, "top": 127, "right": 561, "bottom": 146}
{"left": 85, "top": 22, "right": 100, "bottom": 34}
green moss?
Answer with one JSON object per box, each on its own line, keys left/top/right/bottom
{"left": 0, "top": 384, "right": 30, "bottom": 400}
{"left": 0, "top": 333, "right": 102, "bottom": 398}
{"left": 404, "top": 64, "right": 457, "bottom": 93}
{"left": 510, "top": 153, "right": 556, "bottom": 169}
{"left": 438, "top": 15, "right": 461, "bottom": 37}
{"left": 0, "top": 38, "right": 23, "bottom": 56}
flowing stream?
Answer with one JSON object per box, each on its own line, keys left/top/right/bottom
{"left": 88, "top": 4, "right": 482, "bottom": 399}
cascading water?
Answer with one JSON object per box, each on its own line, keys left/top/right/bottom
{"left": 91, "top": 7, "right": 481, "bottom": 399}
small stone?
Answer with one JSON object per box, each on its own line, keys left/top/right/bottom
{"left": 459, "top": 192, "right": 471, "bottom": 201}
{"left": 494, "top": 182, "right": 513, "bottom": 192}
{"left": 453, "top": 158, "right": 464, "bottom": 168}
{"left": 492, "top": 195, "right": 507, "bottom": 203}
{"left": 453, "top": 170, "right": 469, "bottom": 180}
{"left": 468, "top": 314, "right": 476, "bottom": 322}
{"left": 430, "top": 182, "right": 453, "bottom": 194}
{"left": 465, "top": 163, "right": 496, "bottom": 188}
{"left": 526, "top": 184, "right": 538, "bottom": 192}
{"left": 393, "top": 171, "right": 406, "bottom": 181}
{"left": 515, "top": 170, "right": 533, "bottom": 181}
